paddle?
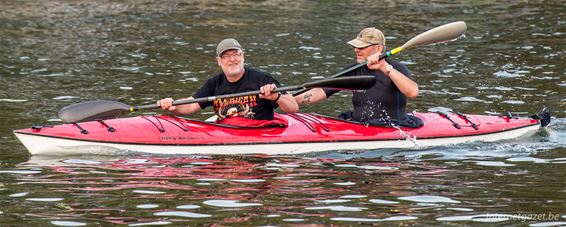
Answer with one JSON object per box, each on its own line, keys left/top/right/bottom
{"left": 58, "top": 75, "right": 377, "bottom": 123}
{"left": 293, "top": 21, "right": 467, "bottom": 96}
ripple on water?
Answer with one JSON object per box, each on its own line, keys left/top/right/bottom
{"left": 51, "top": 221, "right": 87, "bottom": 226}
{"left": 265, "top": 163, "right": 300, "bottom": 168}
{"left": 334, "top": 164, "right": 358, "bottom": 168}
{"left": 8, "top": 192, "right": 29, "bottom": 197}
{"left": 154, "top": 211, "right": 211, "bottom": 218}
{"left": 305, "top": 206, "right": 367, "bottom": 212}
{"left": 486, "top": 95, "right": 502, "bottom": 99}
{"left": 273, "top": 176, "right": 294, "bottom": 179}
{"left": 197, "top": 178, "right": 226, "bottom": 182}
{"left": 437, "top": 214, "right": 526, "bottom": 223}
{"left": 331, "top": 217, "right": 380, "bottom": 222}
{"left": 190, "top": 162, "right": 213, "bottom": 165}
{"left": 203, "top": 200, "right": 262, "bottom": 208}
{"left": 506, "top": 157, "right": 548, "bottom": 163}
{"left": 42, "top": 73, "right": 65, "bottom": 77}
{"left": 357, "top": 165, "right": 399, "bottom": 170}
{"left": 52, "top": 96, "right": 79, "bottom": 100}
{"left": 283, "top": 218, "right": 304, "bottom": 222}
{"left": 128, "top": 221, "right": 172, "bottom": 226}
{"left": 62, "top": 159, "right": 102, "bottom": 164}
{"left": 446, "top": 207, "right": 474, "bottom": 212}
{"left": 339, "top": 195, "right": 367, "bottom": 199}
{"left": 494, "top": 70, "right": 527, "bottom": 78}
{"left": 474, "top": 161, "right": 515, "bottom": 167}
{"left": 0, "top": 170, "right": 41, "bottom": 174}
{"left": 529, "top": 222, "right": 566, "bottom": 227}
{"left": 333, "top": 181, "right": 356, "bottom": 186}
{"left": 231, "top": 179, "right": 266, "bottom": 183}
{"left": 113, "top": 66, "right": 141, "bottom": 72}
{"left": 494, "top": 86, "right": 514, "bottom": 91}
{"left": 0, "top": 99, "right": 28, "bottom": 103}
{"left": 125, "top": 159, "right": 149, "bottom": 164}
{"left": 26, "top": 198, "right": 64, "bottom": 202}
{"left": 398, "top": 195, "right": 461, "bottom": 204}
{"left": 184, "top": 77, "right": 199, "bottom": 82}
{"left": 382, "top": 216, "right": 419, "bottom": 221}
{"left": 317, "top": 199, "right": 350, "bottom": 204}
{"left": 176, "top": 205, "right": 200, "bottom": 209}
{"left": 454, "top": 97, "right": 487, "bottom": 103}
{"left": 514, "top": 86, "right": 537, "bottom": 91}
{"left": 299, "top": 46, "right": 320, "bottom": 51}
{"left": 136, "top": 204, "right": 159, "bottom": 209}
{"left": 369, "top": 199, "right": 399, "bottom": 205}
{"left": 132, "top": 190, "right": 165, "bottom": 195}
{"left": 332, "top": 216, "right": 418, "bottom": 222}
{"left": 501, "top": 100, "right": 525, "bottom": 105}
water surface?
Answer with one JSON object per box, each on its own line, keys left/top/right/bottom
{"left": 0, "top": 0, "right": 565, "bottom": 225}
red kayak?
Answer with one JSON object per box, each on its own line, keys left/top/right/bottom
{"left": 13, "top": 109, "right": 550, "bottom": 156}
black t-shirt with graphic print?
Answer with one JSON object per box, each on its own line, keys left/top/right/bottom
{"left": 324, "top": 59, "right": 413, "bottom": 122}
{"left": 193, "top": 67, "right": 280, "bottom": 120}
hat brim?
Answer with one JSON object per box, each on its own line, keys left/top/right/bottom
{"left": 217, "top": 47, "right": 242, "bottom": 56}
{"left": 347, "top": 39, "right": 373, "bottom": 48}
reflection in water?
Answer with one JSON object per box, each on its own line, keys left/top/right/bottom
{"left": 5, "top": 155, "right": 437, "bottom": 225}
{"left": 0, "top": 147, "right": 559, "bottom": 225}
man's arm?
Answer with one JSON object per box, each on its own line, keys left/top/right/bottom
{"left": 275, "top": 94, "right": 299, "bottom": 113}
{"left": 157, "top": 97, "right": 202, "bottom": 115}
{"left": 259, "top": 84, "right": 298, "bottom": 113}
{"left": 385, "top": 67, "right": 419, "bottom": 98}
{"left": 367, "top": 54, "right": 419, "bottom": 98}
{"left": 294, "top": 88, "right": 328, "bottom": 106}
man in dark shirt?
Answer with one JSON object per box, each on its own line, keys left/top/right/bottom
{"left": 158, "top": 38, "right": 298, "bottom": 121}
{"left": 295, "top": 27, "right": 422, "bottom": 127}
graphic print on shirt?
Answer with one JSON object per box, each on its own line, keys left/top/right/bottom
{"left": 214, "top": 95, "right": 258, "bottom": 119}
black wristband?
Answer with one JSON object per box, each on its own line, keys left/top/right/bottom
{"left": 274, "top": 92, "right": 281, "bottom": 102}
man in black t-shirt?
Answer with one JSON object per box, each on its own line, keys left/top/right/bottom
{"left": 157, "top": 38, "right": 298, "bottom": 121}
{"left": 295, "top": 27, "right": 423, "bottom": 128}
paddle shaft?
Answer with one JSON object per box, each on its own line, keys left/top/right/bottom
{"left": 132, "top": 75, "right": 376, "bottom": 110}
{"left": 292, "top": 53, "right": 385, "bottom": 96}
{"left": 327, "top": 50, "right": 394, "bottom": 79}
{"left": 133, "top": 85, "right": 303, "bottom": 111}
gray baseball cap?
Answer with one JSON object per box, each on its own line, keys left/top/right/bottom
{"left": 216, "top": 38, "right": 242, "bottom": 56}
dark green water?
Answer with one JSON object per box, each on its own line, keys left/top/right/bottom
{"left": 1, "top": 1, "right": 565, "bottom": 226}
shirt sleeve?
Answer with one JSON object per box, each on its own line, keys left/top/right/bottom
{"left": 389, "top": 60, "right": 413, "bottom": 80}
{"left": 261, "top": 74, "right": 282, "bottom": 87}
{"left": 323, "top": 87, "right": 340, "bottom": 97}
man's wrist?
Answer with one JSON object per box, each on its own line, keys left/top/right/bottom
{"left": 385, "top": 64, "right": 393, "bottom": 76}
{"left": 274, "top": 92, "right": 282, "bottom": 102}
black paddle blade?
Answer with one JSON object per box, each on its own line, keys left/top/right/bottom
{"left": 531, "top": 106, "right": 551, "bottom": 127}
{"left": 58, "top": 100, "right": 132, "bottom": 123}
{"left": 303, "top": 75, "right": 376, "bottom": 90}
